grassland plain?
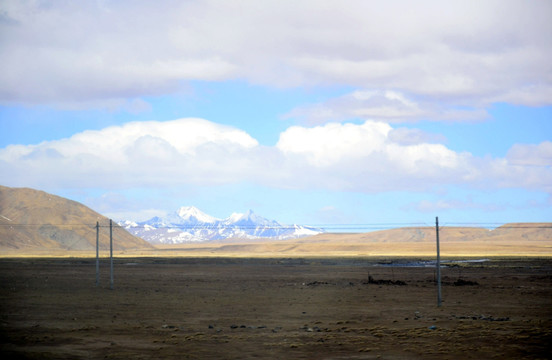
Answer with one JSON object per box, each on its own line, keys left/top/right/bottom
{"left": 2, "top": 230, "right": 551, "bottom": 258}
{"left": 0, "top": 257, "right": 551, "bottom": 359}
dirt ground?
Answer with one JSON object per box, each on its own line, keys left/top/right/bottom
{"left": 0, "top": 257, "right": 551, "bottom": 359}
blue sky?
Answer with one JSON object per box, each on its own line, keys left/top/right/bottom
{"left": 1, "top": 1, "right": 551, "bottom": 230}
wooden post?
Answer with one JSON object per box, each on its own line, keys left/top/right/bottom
{"left": 110, "top": 219, "right": 114, "bottom": 290}
{"left": 96, "top": 221, "right": 99, "bottom": 287}
{"left": 436, "top": 216, "right": 442, "bottom": 307}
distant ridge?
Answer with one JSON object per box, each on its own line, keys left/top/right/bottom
{"left": 148, "top": 223, "right": 552, "bottom": 257}
{"left": 303, "top": 223, "right": 552, "bottom": 243}
{"left": 0, "top": 185, "right": 152, "bottom": 251}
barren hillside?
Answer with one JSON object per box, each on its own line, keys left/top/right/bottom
{"left": 0, "top": 185, "right": 152, "bottom": 252}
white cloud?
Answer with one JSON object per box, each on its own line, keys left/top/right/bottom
{"left": 276, "top": 121, "right": 391, "bottom": 166}
{"left": 274, "top": 121, "right": 476, "bottom": 191}
{"left": 284, "top": 89, "right": 490, "bottom": 125}
{"left": 274, "top": 121, "right": 552, "bottom": 193}
{"left": 0, "top": 0, "right": 550, "bottom": 111}
{"left": 506, "top": 141, "right": 552, "bottom": 167}
{"left": 0, "top": 118, "right": 259, "bottom": 187}
{"left": 0, "top": 118, "right": 550, "bottom": 194}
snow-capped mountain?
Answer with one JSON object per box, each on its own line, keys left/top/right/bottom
{"left": 120, "top": 206, "right": 323, "bottom": 244}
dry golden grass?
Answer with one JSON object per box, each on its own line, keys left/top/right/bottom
{"left": 144, "top": 239, "right": 552, "bottom": 257}
{"left": 2, "top": 232, "right": 551, "bottom": 258}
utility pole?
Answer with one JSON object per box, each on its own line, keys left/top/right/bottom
{"left": 436, "top": 216, "right": 442, "bottom": 307}
{"left": 110, "top": 219, "right": 114, "bottom": 290}
{"left": 96, "top": 221, "right": 99, "bottom": 287}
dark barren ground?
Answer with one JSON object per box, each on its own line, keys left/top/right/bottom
{"left": 1, "top": 257, "right": 551, "bottom": 359}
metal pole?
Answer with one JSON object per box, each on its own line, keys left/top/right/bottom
{"left": 436, "top": 216, "right": 442, "bottom": 307}
{"left": 96, "top": 221, "right": 99, "bottom": 287}
{"left": 110, "top": 219, "right": 114, "bottom": 290}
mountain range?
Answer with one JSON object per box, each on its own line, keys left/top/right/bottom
{"left": 120, "top": 206, "right": 322, "bottom": 244}
{"left": 1, "top": 185, "right": 550, "bottom": 256}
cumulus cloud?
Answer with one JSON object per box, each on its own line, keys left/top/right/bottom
{"left": 0, "top": 0, "right": 550, "bottom": 111}
{"left": 275, "top": 121, "right": 552, "bottom": 193}
{"left": 1, "top": 118, "right": 549, "bottom": 195}
{"left": 0, "top": 118, "right": 259, "bottom": 187}
{"left": 274, "top": 121, "right": 479, "bottom": 191}
{"left": 276, "top": 121, "right": 391, "bottom": 167}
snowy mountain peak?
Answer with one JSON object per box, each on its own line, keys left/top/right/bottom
{"left": 227, "top": 209, "right": 277, "bottom": 227}
{"left": 243, "top": 209, "right": 259, "bottom": 220}
{"left": 177, "top": 206, "right": 218, "bottom": 224}
{"left": 122, "top": 207, "right": 324, "bottom": 244}
{"left": 227, "top": 209, "right": 256, "bottom": 222}
{"left": 227, "top": 212, "right": 244, "bottom": 223}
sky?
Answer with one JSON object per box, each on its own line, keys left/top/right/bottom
{"left": 0, "top": 0, "right": 551, "bottom": 230}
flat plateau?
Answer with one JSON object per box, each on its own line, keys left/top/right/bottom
{"left": 1, "top": 257, "right": 551, "bottom": 359}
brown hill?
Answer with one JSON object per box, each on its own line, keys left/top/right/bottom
{"left": 0, "top": 185, "right": 152, "bottom": 253}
